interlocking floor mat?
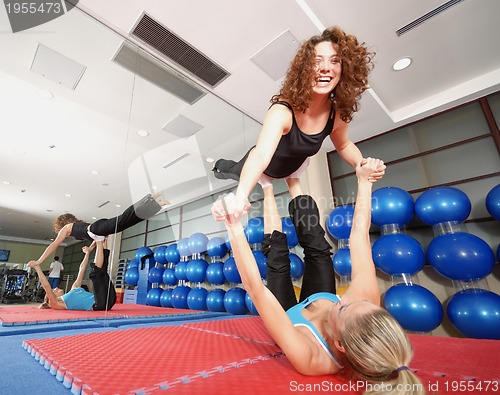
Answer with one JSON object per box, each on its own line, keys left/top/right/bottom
{"left": 23, "top": 316, "right": 500, "bottom": 395}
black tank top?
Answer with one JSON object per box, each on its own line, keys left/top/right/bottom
{"left": 70, "top": 221, "right": 92, "bottom": 241}
{"left": 263, "top": 101, "right": 335, "bottom": 179}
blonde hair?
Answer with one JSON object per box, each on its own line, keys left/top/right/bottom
{"left": 339, "top": 309, "right": 425, "bottom": 395}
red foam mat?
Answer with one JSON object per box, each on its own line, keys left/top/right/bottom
{"left": 0, "top": 304, "right": 199, "bottom": 326}
{"left": 24, "top": 317, "right": 500, "bottom": 395}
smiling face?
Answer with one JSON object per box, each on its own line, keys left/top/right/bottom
{"left": 312, "top": 41, "right": 342, "bottom": 96}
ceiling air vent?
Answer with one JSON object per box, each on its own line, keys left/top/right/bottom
{"left": 131, "top": 14, "right": 229, "bottom": 87}
{"left": 396, "top": 0, "right": 464, "bottom": 37}
{"left": 113, "top": 43, "right": 205, "bottom": 105}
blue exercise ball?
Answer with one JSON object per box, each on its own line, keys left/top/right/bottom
{"left": 371, "top": 187, "right": 414, "bottom": 227}
{"left": 224, "top": 287, "right": 248, "bottom": 315}
{"left": 326, "top": 205, "right": 354, "bottom": 240}
{"left": 171, "top": 285, "right": 191, "bottom": 309}
{"left": 372, "top": 234, "right": 425, "bottom": 276}
{"left": 146, "top": 288, "right": 163, "bottom": 307}
{"left": 289, "top": 253, "right": 305, "bottom": 280}
{"left": 485, "top": 184, "right": 500, "bottom": 221}
{"left": 153, "top": 246, "right": 168, "bottom": 264}
{"left": 332, "top": 248, "right": 351, "bottom": 277}
{"left": 162, "top": 267, "right": 177, "bottom": 286}
{"left": 281, "top": 217, "right": 298, "bottom": 248}
{"left": 127, "top": 258, "right": 139, "bottom": 270}
{"left": 188, "top": 232, "right": 209, "bottom": 255}
{"left": 135, "top": 246, "right": 153, "bottom": 260}
{"left": 223, "top": 256, "right": 241, "bottom": 283}
{"left": 160, "top": 289, "right": 173, "bottom": 308}
{"left": 447, "top": 289, "right": 500, "bottom": 340}
{"left": 187, "top": 287, "right": 208, "bottom": 310}
{"left": 415, "top": 186, "right": 471, "bottom": 225}
{"left": 206, "top": 289, "right": 226, "bottom": 312}
{"left": 206, "top": 261, "right": 225, "bottom": 285}
{"left": 245, "top": 217, "right": 265, "bottom": 244}
{"left": 148, "top": 266, "right": 165, "bottom": 284}
{"left": 124, "top": 267, "right": 139, "bottom": 286}
{"left": 245, "top": 292, "right": 259, "bottom": 315}
{"left": 165, "top": 244, "right": 180, "bottom": 264}
{"left": 207, "top": 237, "right": 228, "bottom": 258}
{"left": 185, "top": 259, "right": 208, "bottom": 283}
{"left": 177, "top": 238, "right": 191, "bottom": 258}
{"left": 427, "top": 233, "right": 495, "bottom": 281}
{"left": 225, "top": 234, "right": 232, "bottom": 251}
{"left": 384, "top": 283, "right": 443, "bottom": 332}
{"left": 174, "top": 261, "right": 188, "bottom": 281}
{"left": 253, "top": 250, "right": 268, "bottom": 280}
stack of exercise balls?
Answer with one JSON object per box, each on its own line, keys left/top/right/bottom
{"left": 326, "top": 205, "right": 354, "bottom": 296}
{"left": 415, "top": 186, "right": 499, "bottom": 340}
{"left": 486, "top": 184, "right": 500, "bottom": 263}
{"left": 371, "top": 187, "right": 443, "bottom": 333}
{"left": 206, "top": 237, "right": 228, "bottom": 312}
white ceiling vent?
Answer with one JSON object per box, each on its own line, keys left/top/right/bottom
{"left": 396, "top": 0, "right": 465, "bottom": 36}
{"left": 131, "top": 14, "right": 229, "bottom": 87}
{"left": 251, "top": 30, "right": 299, "bottom": 81}
{"left": 162, "top": 114, "right": 203, "bottom": 138}
{"left": 113, "top": 43, "right": 205, "bottom": 105}
{"left": 30, "top": 43, "right": 86, "bottom": 89}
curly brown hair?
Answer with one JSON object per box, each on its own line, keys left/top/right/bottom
{"left": 53, "top": 213, "right": 82, "bottom": 233}
{"left": 272, "top": 26, "right": 374, "bottom": 123}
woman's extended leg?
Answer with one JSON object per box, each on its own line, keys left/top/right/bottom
{"left": 286, "top": 179, "right": 336, "bottom": 301}
{"left": 89, "top": 193, "right": 167, "bottom": 236}
{"left": 89, "top": 241, "right": 116, "bottom": 310}
{"left": 261, "top": 177, "right": 297, "bottom": 311}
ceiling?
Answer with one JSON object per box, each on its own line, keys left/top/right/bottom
{"left": 0, "top": 0, "right": 499, "bottom": 245}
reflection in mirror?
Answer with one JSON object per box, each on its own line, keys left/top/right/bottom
{"left": 0, "top": 6, "right": 261, "bottom": 312}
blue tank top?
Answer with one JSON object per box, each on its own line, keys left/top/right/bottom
{"left": 286, "top": 292, "right": 344, "bottom": 369}
{"left": 263, "top": 101, "right": 335, "bottom": 179}
{"left": 61, "top": 287, "right": 95, "bottom": 311}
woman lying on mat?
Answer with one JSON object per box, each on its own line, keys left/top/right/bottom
{"left": 212, "top": 158, "right": 423, "bottom": 393}
{"left": 28, "top": 192, "right": 169, "bottom": 268}
{"left": 30, "top": 240, "right": 116, "bottom": 311}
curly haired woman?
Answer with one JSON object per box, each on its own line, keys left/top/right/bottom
{"left": 213, "top": 26, "right": 385, "bottom": 217}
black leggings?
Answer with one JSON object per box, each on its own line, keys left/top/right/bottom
{"left": 212, "top": 147, "right": 254, "bottom": 181}
{"left": 89, "top": 194, "right": 161, "bottom": 236}
{"left": 264, "top": 195, "right": 336, "bottom": 311}
{"left": 89, "top": 249, "right": 116, "bottom": 311}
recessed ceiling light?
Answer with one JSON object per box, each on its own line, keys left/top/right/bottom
{"left": 65, "top": 194, "right": 71, "bottom": 197}
{"left": 392, "top": 57, "right": 412, "bottom": 71}
{"left": 137, "top": 130, "right": 149, "bottom": 137}
{"left": 90, "top": 170, "right": 99, "bottom": 175}
{"left": 37, "top": 88, "right": 54, "bottom": 99}
{"left": 115, "top": 204, "right": 122, "bottom": 208}
{"left": 206, "top": 157, "right": 215, "bottom": 163}
{"left": 2, "top": 181, "right": 11, "bottom": 185}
